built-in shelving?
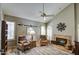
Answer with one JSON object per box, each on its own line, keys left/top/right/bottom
{"left": 1, "top": 21, "right": 8, "bottom": 55}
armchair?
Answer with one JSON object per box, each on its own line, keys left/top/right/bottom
{"left": 17, "top": 36, "right": 31, "bottom": 52}
{"left": 40, "top": 35, "right": 49, "bottom": 46}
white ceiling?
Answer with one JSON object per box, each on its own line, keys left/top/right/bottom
{"left": 1, "top": 3, "right": 70, "bottom": 23}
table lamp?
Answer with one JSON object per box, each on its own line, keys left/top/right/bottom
{"left": 28, "top": 27, "right": 35, "bottom": 41}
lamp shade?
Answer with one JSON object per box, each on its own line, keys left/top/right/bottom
{"left": 27, "top": 27, "right": 35, "bottom": 35}
{"left": 29, "top": 30, "right": 35, "bottom": 35}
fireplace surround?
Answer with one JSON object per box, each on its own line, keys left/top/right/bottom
{"left": 55, "top": 37, "right": 67, "bottom": 46}
{"left": 53, "top": 34, "right": 72, "bottom": 49}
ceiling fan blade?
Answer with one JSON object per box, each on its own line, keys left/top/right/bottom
{"left": 18, "top": 24, "right": 38, "bottom": 27}
{"left": 24, "top": 24, "right": 38, "bottom": 27}
{"left": 45, "top": 15, "right": 55, "bottom": 17}
{"left": 40, "top": 11, "right": 55, "bottom": 17}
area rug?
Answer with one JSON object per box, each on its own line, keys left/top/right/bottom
{"left": 8, "top": 45, "right": 74, "bottom": 55}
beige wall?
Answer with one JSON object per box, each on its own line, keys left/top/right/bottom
{"left": 75, "top": 4, "right": 79, "bottom": 42}
{"left": 47, "top": 4, "right": 75, "bottom": 45}
{"left": 4, "top": 15, "right": 43, "bottom": 41}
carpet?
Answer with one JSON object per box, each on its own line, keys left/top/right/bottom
{"left": 7, "top": 45, "right": 74, "bottom": 55}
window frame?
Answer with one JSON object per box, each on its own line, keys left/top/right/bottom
{"left": 6, "top": 21, "right": 15, "bottom": 40}
{"left": 40, "top": 25, "right": 46, "bottom": 35}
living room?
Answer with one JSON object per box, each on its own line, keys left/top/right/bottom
{"left": 0, "top": 3, "right": 79, "bottom": 55}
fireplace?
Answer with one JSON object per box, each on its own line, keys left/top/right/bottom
{"left": 53, "top": 34, "right": 72, "bottom": 49}
{"left": 55, "top": 37, "right": 67, "bottom": 46}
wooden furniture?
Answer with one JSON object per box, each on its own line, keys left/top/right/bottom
{"left": 30, "top": 41, "right": 36, "bottom": 48}
{"left": 40, "top": 35, "right": 48, "bottom": 46}
{"left": 18, "top": 35, "right": 37, "bottom": 52}
{"left": 51, "top": 40, "right": 73, "bottom": 50}
{"left": 74, "top": 42, "right": 79, "bottom": 55}
{"left": 1, "top": 21, "right": 8, "bottom": 55}
{"left": 51, "top": 35, "right": 75, "bottom": 53}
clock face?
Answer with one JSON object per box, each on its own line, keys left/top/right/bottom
{"left": 57, "top": 22, "right": 66, "bottom": 32}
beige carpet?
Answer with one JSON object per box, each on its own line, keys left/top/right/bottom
{"left": 7, "top": 45, "right": 74, "bottom": 55}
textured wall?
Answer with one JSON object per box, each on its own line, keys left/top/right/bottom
{"left": 47, "top": 4, "right": 75, "bottom": 44}
{"left": 75, "top": 4, "right": 79, "bottom": 42}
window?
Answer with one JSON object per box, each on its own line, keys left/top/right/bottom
{"left": 47, "top": 26, "right": 53, "bottom": 40}
{"left": 7, "top": 21, "right": 15, "bottom": 39}
{"left": 41, "top": 25, "right": 46, "bottom": 35}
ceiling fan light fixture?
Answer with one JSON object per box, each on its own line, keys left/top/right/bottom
{"left": 40, "top": 3, "right": 53, "bottom": 21}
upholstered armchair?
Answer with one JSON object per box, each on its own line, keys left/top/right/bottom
{"left": 17, "top": 36, "right": 31, "bottom": 52}
{"left": 40, "top": 35, "right": 49, "bottom": 46}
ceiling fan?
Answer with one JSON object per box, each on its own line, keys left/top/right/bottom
{"left": 18, "top": 24, "right": 38, "bottom": 27}
{"left": 40, "top": 3, "right": 54, "bottom": 18}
